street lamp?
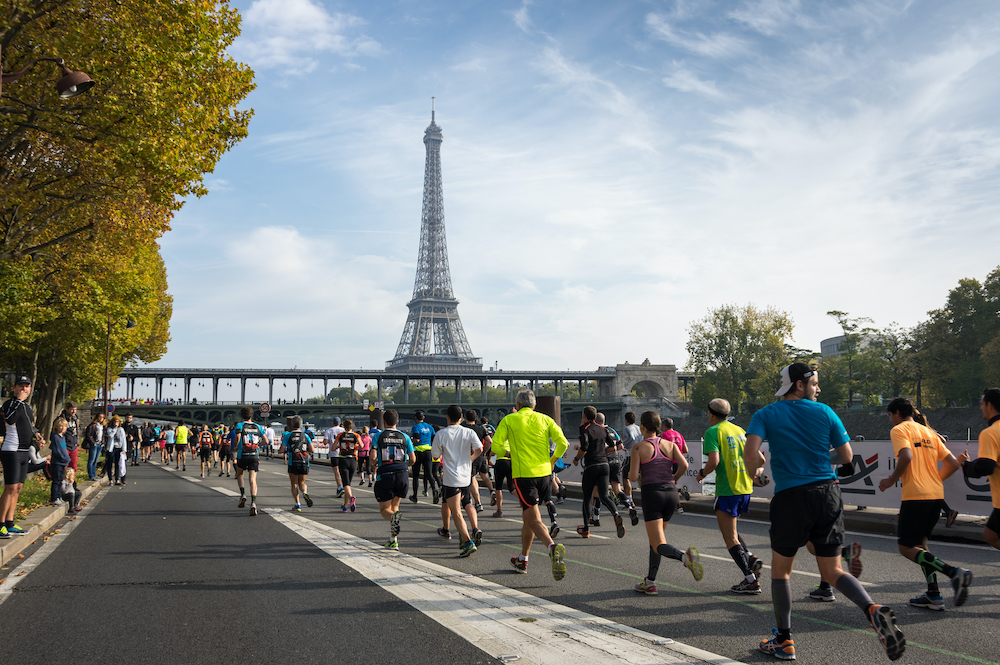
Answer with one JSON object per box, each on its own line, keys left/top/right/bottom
{"left": 0, "top": 44, "right": 95, "bottom": 99}
{"left": 104, "top": 315, "right": 137, "bottom": 415}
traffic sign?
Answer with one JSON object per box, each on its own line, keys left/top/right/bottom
{"left": 259, "top": 402, "right": 271, "bottom": 414}
{"left": 107, "top": 404, "right": 115, "bottom": 413}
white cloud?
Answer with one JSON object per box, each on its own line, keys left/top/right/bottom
{"left": 728, "top": 0, "right": 807, "bottom": 36}
{"left": 662, "top": 65, "right": 725, "bottom": 98}
{"left": 231, "top": 0, "right": 381, "bottom": 74}
{"left": 646, "top": 13, "right": 747, "bottom": 59}
{"left": 511, "top": 0, "right": 532, "bottom": 33}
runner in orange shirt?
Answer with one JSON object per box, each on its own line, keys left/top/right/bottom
{"left": 878, "top": 398, "right": 970, "bottom": 611}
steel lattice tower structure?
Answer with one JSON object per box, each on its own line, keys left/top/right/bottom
{"left": 387, "top": 105, "right": 482, "bottom": 373}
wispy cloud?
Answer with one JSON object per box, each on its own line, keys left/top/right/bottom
{"left": 646, "top": 13, "right": 747, "bottom": 58}
{"left": 662, "top": 65, "right": 725, "bottom": 98}
{"left": 511, "top": 0, "right": 532, "bottom": 33}
{"left": 728, "top": 0, "right": 809, "bottom": 36}
{"left": 231, "top": 0, "right": 381, "bottom": 74}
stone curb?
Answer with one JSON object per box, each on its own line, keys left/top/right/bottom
{"left": 0, "top": 477, "right": 109, "bottom": 566}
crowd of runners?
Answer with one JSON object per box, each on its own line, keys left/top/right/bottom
{"left": 7, "top": 365, "right": 1000, "bottom": 662}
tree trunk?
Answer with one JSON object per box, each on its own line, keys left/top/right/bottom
{"left": 37, "top": 352, "right": 61, "bottom": 441}
{"left": 27, "top": 337, "right": 42, "bottom": 407}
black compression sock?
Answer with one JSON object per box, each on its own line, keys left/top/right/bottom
{"left": 834, "top": 573, "right": 874, "bottom": 611}
{"left": 728, "top": 545, "right": 752, "bottom": 576}
{"left": 772, "top": 579, "right": 792, "bottom": 636}
{"left": 648, "top": 546, "right": 661, "bottom": 581}
{"left": 916, "top": 550, "right": 957, "bottom": 580}
{"left": 239, "top": 487, "right": 245, "bottom": 496}
{"left": 656, "top": 543, "right": 684, "bottom": 561}
{"left": 738, "top": 534, "right": 754, "bottom": 559}
{"left": 546, "top": 502, "right": 557, "bottom": 521}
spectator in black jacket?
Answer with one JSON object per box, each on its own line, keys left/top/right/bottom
{"left": 1, "top": 376, "right": 45, "bottom": 538}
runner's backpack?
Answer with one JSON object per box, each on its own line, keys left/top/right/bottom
{"left": 237, "top": 422, "right": 262, "bottom": 458}
{"left": 377, "top": 430, "right": 407, "bottom": 465}
{"left": 286, "top": 431, "right": 310, "bottom": 463}
{"left": 339, "top": 431, "right": 358, "bottom": 456}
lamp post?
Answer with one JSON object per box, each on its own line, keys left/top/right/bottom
{"left": 0, "top": 44, "right": 95, "bottom": 99}
{"left": 104, "top": 315, "right": 137, "bottom": 415}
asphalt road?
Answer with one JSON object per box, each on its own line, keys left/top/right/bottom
{"left": 3, "top": 456, "right": 999, "bottom": 665}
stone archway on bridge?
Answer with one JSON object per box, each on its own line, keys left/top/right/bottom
{"left": 613, "top": 360, "right": 678, "bottom": 401}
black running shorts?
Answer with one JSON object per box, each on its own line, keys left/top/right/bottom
{"left": 640, "top": 482, "right": 678, "bottom": 522}
{"left": 339, "top": 457, "right": 357, "bottom": 486}
{"left": 0, "top": 450, "right": 29, "bottom": 485}
{"left": 513, "top": 475, "right": 551, "bottom": 511}
{"left": 236, "top": 458, "right": 259, "bottom": 472}
{"left": 769, "top": 479, "right": 845, "bottom": 558}
{"left": 219, "top": 445, "right": 232, "bottom": 461}
{"left": 897, "top": 499, "right": 944, "bottom": 547}
{"left": 471, "top": 455, "right": 488, "bottom": 475}
{"left": 442, "top": 485, "right": 473, "bottom": 507}
{"left": 288, "top": 464, "right": 309, "bottom": 476}
{"left": 608, "top": 458, "right": 622, "bottom": 484}
{"left": 494, "top": 459, "right": 513, "bottom": 493}
{"left": 199, "top": 449, "right": 211, "bottom": 462}
{"left": 987, "top": 507, "right": 1000, "bottom": 535}
{"left": 374, "top": 469, "right": 408, "bottom": 503}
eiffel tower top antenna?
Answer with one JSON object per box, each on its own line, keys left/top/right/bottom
{"left": 386, "top": 102, "right": 481, "bottom": 373}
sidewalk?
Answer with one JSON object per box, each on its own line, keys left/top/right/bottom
{"left": 561, "top": 483, "right": 991, "bottom": 544}
{"left": 0, "top": 477, "right": 108, "bottom": 566}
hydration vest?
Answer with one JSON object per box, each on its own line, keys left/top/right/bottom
{"left": 377, "top": 430, "right": 408, "bottom": 465}
{"left": 286, "top": 431, "right": 310, "bottom": 464}
{"left": 339, "top": 431, "right": 358, "bottom": 457}
{"left": 200, "top": 431, "right": 213, "bottom": 449}
{"left": 237, "top": 422, "right": 263, "bottom": 458}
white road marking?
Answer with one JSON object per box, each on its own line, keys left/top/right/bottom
{"left": 266, "top": 509, "right": 740, "bottom": 665}
{"left": 0, "top": 489, "right": 107, "bottom": 607}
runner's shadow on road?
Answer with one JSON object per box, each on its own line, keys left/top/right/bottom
{"left": 121, "top": 542, "right": 328, "bottom": 561}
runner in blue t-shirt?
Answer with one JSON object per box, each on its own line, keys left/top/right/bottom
{"left": 745, "top": 363, "right": 904, "bottom": 662}
{"left": 409, "top": 410, "right": 439, "bottom": 504}
{"left": 232, "top": 406, "right": 265, "bottom": 516}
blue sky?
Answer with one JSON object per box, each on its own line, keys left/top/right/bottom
{"left": 140, "top": 0, "right": 1000, "bottom": 401}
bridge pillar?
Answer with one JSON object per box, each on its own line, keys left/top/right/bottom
{"left": 350, "top": 377, "right": 355, "bottom": 403}
{"left": 558, "top": 379, "right": 563, "bottom": 399}
{"left": 296, "top": 378, "right": 301, "bottom": 403}
{"left": 268, "top": 377, "right": 273, "bottom": 404}
{"left": 240, "top": 377, "right": 246, "bottom": 404}
{"left": 578, "top": 380, "right": 583, "bottom": 399}
{"left": 376, "top": 379, "right": 382, "bottom": 401}
{"left": 429, "top": 377, "right": 436, "bottom": 404}
{"left": 212, "top": 378, "right": 218, "bottom": 404}
{"left": 456, "top": 378, "right": 461, "bottom": 403}
{"left": 183, "top": 376, "right": 191, "bottom": 403}
{"left": 481, "top": 379, "right": 486, "bottom": 403}
{"left": 323, "top": 378, "right": 328, "bottom": 403}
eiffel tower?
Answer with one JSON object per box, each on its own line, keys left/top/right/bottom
{"left": 387, "top": 103, "right": 482, "bottom": 373}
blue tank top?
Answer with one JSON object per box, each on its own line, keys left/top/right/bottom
{"left": 639, "top": 437, "right": 675, "bottom": 485}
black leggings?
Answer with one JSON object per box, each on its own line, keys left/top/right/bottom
{"left": 582, "top": 463, "right": 618, "bottom": 523}
{"left": 412, "top": 449, "right": 438, "bottom": 495}
{"left": 339, "top": 458, "right": 357, "bottom": 486}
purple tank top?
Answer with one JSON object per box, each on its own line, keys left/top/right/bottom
{"left": 639, "top": 438, "right": 675, "bottom": 485}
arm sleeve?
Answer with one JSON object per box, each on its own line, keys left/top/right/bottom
{"left": 578, "top": 426, "right": 591, "bottom": 452}
{"left": 963, "top": 458, "right": 998, "bottom": 478}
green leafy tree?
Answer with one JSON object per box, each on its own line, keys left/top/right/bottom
{"left": 685, "top": 304, "right": 795, "bottom": 413}
{"left": 826, "top": 311, "right": 874, "bottom": 408}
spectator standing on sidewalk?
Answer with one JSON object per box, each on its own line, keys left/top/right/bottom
{"left": 60, "top": 402, "right": 81, "bottom": 472}
{"left": 49, "top": 417, "right": 71, "bottom": 505}
{"left": 1, "top": 376, "right": 46, "bottom": 538}
{"left": 105, "top": 416, "right": 127, "bottom": 486}
{"left": 124, "top": 413, "right": 141, "bottom": 466}
{"left": 84, "top": 412, "right": 105, "bottom": 481}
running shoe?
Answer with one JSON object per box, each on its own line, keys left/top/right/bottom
{"left": 845, "top": 542, "right": 863, "bottom": 578}
{"left": 303, "top": 493, "right": 313, "bottom": 508}
{"left": 0, "top": 527, "right": 9, "bottom": 539}
{"left": 384, "top": 539, "right": 399, "bottom": 551}
{"left": 808, "top": 585, "right": 835, "bottom": 602}
{"left": 432, "top": 489, "right": 440, "bottom": 505}
{"left": 249, "top": 504, "right": 258, "bottom": 516}
{"left": 390, "top": 510, "right": 402, "bottom": 537}
{"left": 549, "top": 543, "right": 566, "bottom": 581}
{"left": 490, "top": 493, "right": 497, "bottom": 506}
{"left": 368, "top": 481, "right": 372, "bottom": 488}
{"left": 951, "top": 568, "right": 972, "bottom": 607}
{"left": 867, "top": 604, "right": 905, "bottom": 661}
{"left": 473, "top": 528, "right": 483, "bottom": 547}
{"left": 238, "top": 496, "right": 246, "bottom": 508}
{"left": 576, "top": 526, "right": 590, "bottom": 538}
{"left": 510, "top": 556, "right": 528, "bottom": 574}
{"left": 675, "top": 506, "right": 684, "bottom": 514}
{"left": 493, "top": 509, "right": 503, "bottom": 518}
{"left": 680, "top": 486, "right": 691, "bottom": 501}
{"left": 945, "top": 510, "right": 959, "bottom": 528}
{"left": 628, "top": 506, "right": 639, "bottom": 526}
{"left": 358, "top": 479, "right": 365, "bottom": 486}
{"left": 459, "top": 540, "right": 477, "bottom": 558}
{"left": 218, "top": 472, "right": 224, "bottom": 477}
{"left": 182, "top": 466, "right": 186, "bottom": 471}
{"left": 909, "top": 592, "right": 944, "bottom": 611}
{"left": 749, "top": 555, "right": 764, "bottom": 578}
{"left": 475, "top": 503, "right": 484, "bottom": 513}
{"left": 337, "top": 488, "right": 346, "bottom": 498}
{"left": 732, "top": 579, "right": 762, "bottom": 594}
{"left": 589, "top": 518, "right": 601, "bottom": 527}
{"left": 341, "top": 504, "right": 349, "bottom": 512}
{"left": 437, "top": 527, "right": 451, "bottom": 540}
{"left": 292, "top": 505, "right": 302, "bottom": 512}
{"left": 549, "top": 522, "right": 560, "bottom": 539}
{"left": 554, "top": 496, "right": 565, "bottom": 505}
{"left": 409, "top": 494, "right": 418, "bottom": 504}
{"left": 759, "top": 628, "right": 796, "bottom": 661}
{"left": 614, "top": 513, "right": 626, "bottom": 538}
{"left": 422, "top": 488, "right": 428, "bottom": 497}
{"left": 350, "top": 496, "right": 356, "bottom": 512}
{"left": 634, "top": 577, "right": 658, "bottom": 595}
{"left": 682, "top": 547, "right": 704, "bottom": 581}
